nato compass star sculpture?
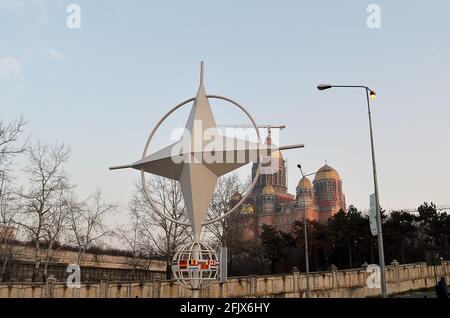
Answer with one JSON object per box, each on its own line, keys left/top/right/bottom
{"left": 110, "top": 62, "right": 304, "bottom": 289}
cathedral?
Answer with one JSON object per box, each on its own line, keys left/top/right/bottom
{"left": 231, "top": 134, "right": 346, "bottom": 240}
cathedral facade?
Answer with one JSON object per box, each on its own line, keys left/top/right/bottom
{"left": 232, "top": 135, "right": 346, "bottom": 240}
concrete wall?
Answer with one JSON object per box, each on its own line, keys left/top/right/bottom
{"left": 1, "top": 244, "right": 166, "bottom": 282}
{"left": 4, "top": 260, "right": 166, "bottom": 283}
{"left": 6, "top": 245, "right": 166, "bottom": 271}
{"left": 0, "top": 261, "right": 448, "bottom": 298}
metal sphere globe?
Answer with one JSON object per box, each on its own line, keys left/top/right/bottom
{"left": 172, "top": 241, "right": 219, "bottom": 290}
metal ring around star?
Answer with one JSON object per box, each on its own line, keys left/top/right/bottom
{"left": 202, "top": 95, "right": 261, "bottom": 226}
{"left": 140, "top": 95, "right": 262, "bottom": 227}
{"left": 140, "top": 97, "right": 195, "bottom": 226}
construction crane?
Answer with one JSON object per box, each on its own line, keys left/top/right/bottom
{"left": 218, "top": 124, "right": 286, "bottom": 138}
{"left": 219, "top": 124, "right": 289, "bottom": 186}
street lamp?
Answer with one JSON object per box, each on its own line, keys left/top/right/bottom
{"left": 297, "top": 164, "right": 311, "bottom": 298}
{"left": 316, "top": 84, "right": 387, "bottom": 298}
{"left": 296, "top": 164, "right": 331, "bottom": 299}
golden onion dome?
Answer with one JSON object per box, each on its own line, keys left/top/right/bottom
{"left": 297, "top": 177, "right": 312, "bottom": 189}
{"left": 231, "top": 191, "right": 242, "bottom": 202}
{"left": 262, "top": 184, "right": 275, "bottom": 194}
{"left": 314, "top": 164, "right": 340, "bottom": 181}
{"left": 242, "top": 204, "right": 255, "bottom": 214}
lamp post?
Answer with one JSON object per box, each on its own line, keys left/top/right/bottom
{"left": 317, "top": 84, "right": 387, "bottom": 298}
{"left": 297, "top": 164, "right": 311, "bottom": 298}
{"left": 296, "top": 164, "right": 332, "bottom": 298}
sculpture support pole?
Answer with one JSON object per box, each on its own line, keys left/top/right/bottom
{"left": 192, "top": 289, "right": 200, "bottom": 298}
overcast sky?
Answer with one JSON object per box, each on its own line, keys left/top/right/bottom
{"left": 1, "top": 1, "right": 450, "bottom": 226}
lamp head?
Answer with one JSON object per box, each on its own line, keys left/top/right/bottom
{"left": 297, "top": 164, "right": 302, "bottom": 169}
{"left": 317, "top": 84, "right": 332, "bottom": 91}
{"left": 369, "top": 90, "right": 377, "bottom": 99}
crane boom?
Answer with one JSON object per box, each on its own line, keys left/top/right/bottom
{"left": 219, "top": 124, "right": 286, "bottom": 130}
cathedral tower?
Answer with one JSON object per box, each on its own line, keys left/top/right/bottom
{"left": 251, "top": 133, "right": 288, "bottom": 196}
{"left": 296, "top": 177, "right": 319, "bottom": 221}
{"left": 313, "top": 163, "right": 346, "bottom": 222}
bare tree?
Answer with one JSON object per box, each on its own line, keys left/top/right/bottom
{"left": 205, "top": 173, "right": 249, "bottom": 247}
{"left": 41, "top": 189, "right": 73, "bottom": 280}
{"left": 69, "top": 190, "right": 116, "bottom": 265}
{"left": 115, "top": 207, "right": 156, "bottom": 276}
{"left": 0, "top": 117, "right": 27, "bottom": 169}
{"left": 131, "top": 176, "right": 190, "bottom": 279}
{"left": 17, "top": 141, "right": 71, "bottom": 281}
{"left": 0, "top": 173, "right": 21, "bottom": 281}
{"left": 0, "top": 117, "right": 27, "bottom": 281}
{"left": 203, "top": 173, "right": 250, "bottom": 273}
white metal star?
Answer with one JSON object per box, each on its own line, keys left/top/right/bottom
{"left": 110, "top": 63, "right": 304, "bottom": 241}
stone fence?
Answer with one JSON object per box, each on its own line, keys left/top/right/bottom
{"left": 1, "top": 244, "right": 166, "bottom": 282}
{"left": 0, "top": 260, "right": 448, "bottom": 298}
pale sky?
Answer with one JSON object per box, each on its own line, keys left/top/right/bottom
{"left": 1, "top": 0, "right": 450, "bottom": 225}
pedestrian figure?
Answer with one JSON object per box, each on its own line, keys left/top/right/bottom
{"left": 435, "top": 277, "right": 449, "bottom": 299}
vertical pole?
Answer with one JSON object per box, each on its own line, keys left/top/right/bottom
{"left": 0, "top": 171, "right": 5, "bottom": 222}
{"left": 299, "top": 167, "right": 311, "bottom": 298}
{"left": 200, "top": 61, "right": 204, "bottom": 85}
{"left": 0, "top": 171, "right": 4, "bottom": 198}
{"left": 220, "top": 246, "right": 228, "bottom": 283}
{"left": 433, "top": 263, "right": 438, "bottom": 285}
{"left": 365, "top": 88, "right": 387, "bottom": 298}
{"left": 432, "top": 253, "right": 438, "bottom": 284}
{"left": 304, "top": 213, "right": 311, "bottom": 298}
{"left": 192, "top": 288, "right": 200, "bottom": 298}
